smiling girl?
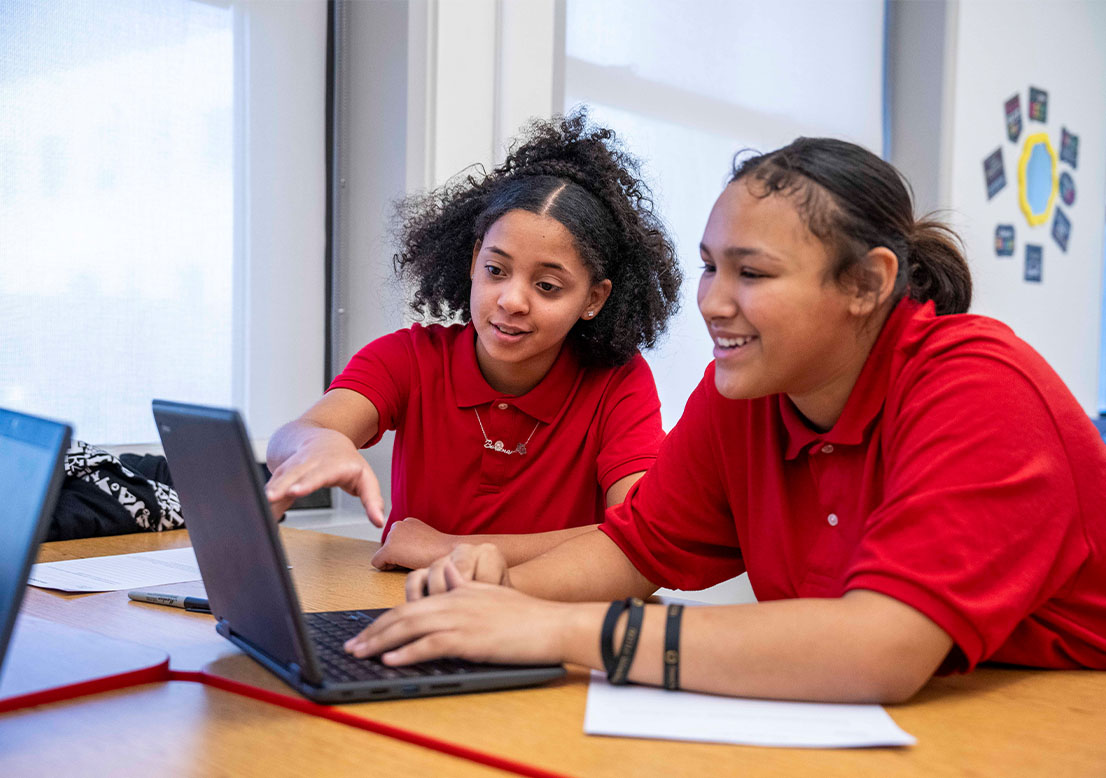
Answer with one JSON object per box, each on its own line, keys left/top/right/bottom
{"left": 345, "top": 137, "right": 1106, "bottom": 702}
{"left": 265, "top": 112, "right": 681, "bottom": 569}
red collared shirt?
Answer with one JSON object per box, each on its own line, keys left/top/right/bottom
{"left": 331, "top": 323, "right": 664, "bottom": 537}
{"left": 602, "top": 298, "right": 1106, "bottom": 672}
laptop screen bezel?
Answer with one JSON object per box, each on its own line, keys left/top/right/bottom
{"left": 152, "top": 400, "right": 326, "bottom": 687}
{"left": 0, "top": 409, "right": 71, "bottom": 679}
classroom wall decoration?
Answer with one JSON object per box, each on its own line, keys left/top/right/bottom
{"left": 986, "top": 86, "right": 1080, "bottom": 284}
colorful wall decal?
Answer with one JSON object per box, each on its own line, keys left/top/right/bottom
{"left": 988, "top": 86, "right": 1080, "bottom": 286}
{"left": 1004, "top": 94, "right": 1022, "bottom": 142}
{"left": 1017, "top": 133, "right": 1057, "bottom": 227}
{"left": 1060, "top": 127, "right": 1079, "bottom": 168}
{"left": 995, "top": 224, "right": 1016, "bottom": 256}
{"left": 1029, "top": 87, "right": 1048, "bottom": 121}
{"left": 984, "top": 147, "right": 1007, "bottom": 199}
{"left": 1051, "top": 208, "right": 1071, "bottom": 252}
{"left": 1024, "top": 244, "right": 1043, "bottom": 282}
{"left": 1059, "top": 171, "right": 1076, "bottom": 206}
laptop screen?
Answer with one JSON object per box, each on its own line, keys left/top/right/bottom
{"left": 152, "top": 401, "right": 315, "bottom": 679}
{"left": 0, "top": 410, "right": 71, "bottom": 677}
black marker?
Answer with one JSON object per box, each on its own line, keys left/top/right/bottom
{"left": 128, "top": 590, "right": 211, "bottom": 613}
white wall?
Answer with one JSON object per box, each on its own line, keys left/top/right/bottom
{"left": 944, "top": 0, "right": 1106, "bottom": 413}
{"left": 414, "top": 0, "right": 559, "bottom": 189}
{"left": 334, "top": 0, "right": 559, "bottom": 515}
{"left": 237, "top": 0, "right": 328, "bottom": 439}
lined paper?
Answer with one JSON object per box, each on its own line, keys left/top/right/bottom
{"left": 27, "top": 547, "right": 202, "bottom": 592}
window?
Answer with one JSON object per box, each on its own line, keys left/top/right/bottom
{"left": 0, "top": 0, "right": 326, "bottom": 445}
{"left": 563, "top": 0, "right": 885, "bottom": 426}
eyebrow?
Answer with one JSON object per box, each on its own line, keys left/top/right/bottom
{"left": 484, "top": 245, "right": 570, "bottom": 272}
{"left": 699, "top": 243, "right": 784, "bottom": 263}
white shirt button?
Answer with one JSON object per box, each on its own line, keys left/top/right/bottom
{"left": 821, "top": 444, "right": 834, "bottom": 454}
{"left": 497, "top": 403, "right": 508, "bottom": 410}
{"left": 827, "top": 513, "right": 839, "bottom": 526}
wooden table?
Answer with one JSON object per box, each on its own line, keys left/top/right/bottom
{"left": 6, "top": 530, "right": 502, "bottom": 777}
{"left": 11, "top": 529, "right": 1106, "bottom": 777}
{"left": 0, "top": 681, "right": 505, "bottom": 778}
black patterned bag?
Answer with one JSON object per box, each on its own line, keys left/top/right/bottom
{"left": 49, "top": 440, "right": 184, "bottom": 541}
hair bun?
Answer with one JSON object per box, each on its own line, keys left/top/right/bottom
{"left": 905, "top": 218, "right": 972, "bottom": 315}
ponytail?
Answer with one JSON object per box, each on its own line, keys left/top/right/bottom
{"left": 905, "top": 218, "right": 972, "bottom": 315}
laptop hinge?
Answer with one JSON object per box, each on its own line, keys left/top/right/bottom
{"left": 216, "top": 618, "right": 322, "bottom": 687}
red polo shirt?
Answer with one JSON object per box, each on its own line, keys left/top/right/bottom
{"left": 602, "top": 298, "right": 1106, "bottom": 672}
{"left": 330, "top": 323, "right": 664, "bottom": 537}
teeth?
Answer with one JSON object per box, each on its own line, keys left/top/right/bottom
{"left": 717, "top": 335, "right": 754, "bottom": 348}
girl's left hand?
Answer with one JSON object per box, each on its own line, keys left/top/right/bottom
{"left": 370, "top": 517, "right": 457, "bottom": 570}
{"left": 344, "top": 562, "right": 573, "bottom": 666}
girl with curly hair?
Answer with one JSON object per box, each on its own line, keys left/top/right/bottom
{"left": 266, "top": 111, "right": 682, "bottom": 570}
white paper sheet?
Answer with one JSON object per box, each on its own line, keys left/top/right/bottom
{"left": 584, "top": 671, "right": 915, "bottom": 748}
{"left": 27, "top": 547, "right": 202, "bottom": 592}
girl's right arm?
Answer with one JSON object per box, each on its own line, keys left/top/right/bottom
{"left": 265, "top": 388, "right": 386, "bottom": 526}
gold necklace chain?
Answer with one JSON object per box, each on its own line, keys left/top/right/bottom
{"left": 473, "top": 408, "right": 540, "bottom": 456}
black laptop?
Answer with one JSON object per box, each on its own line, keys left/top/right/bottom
{"left": 0, "top": 409, "right": 71, "bottom": 680}
{"left": 152, "top": 399, "right": 564, "bottom": 703}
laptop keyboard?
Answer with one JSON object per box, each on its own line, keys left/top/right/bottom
{"left": 304, "top": 610, "right": 477, "bottom": 684}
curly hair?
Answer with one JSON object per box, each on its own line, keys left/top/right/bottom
{"left": 391, "top": 109, "right": 682, "bottom": 366}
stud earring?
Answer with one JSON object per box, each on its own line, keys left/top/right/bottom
{"left": 587, "top": 311, "right": 595, "bottom": 318}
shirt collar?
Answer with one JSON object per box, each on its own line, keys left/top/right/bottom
{"left": 451, "top": 323, "right": 581, "bottom": 424}
{"left": 781, "top": 297, "right": 923, "bottom": 460}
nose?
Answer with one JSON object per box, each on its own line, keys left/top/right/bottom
{"left": 498, "top": 278, "right": 529, "bottom": 315}
{"left": 697, "top": 271, "right": 737, "bottom": 322}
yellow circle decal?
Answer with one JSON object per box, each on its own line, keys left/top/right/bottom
{"left": 1017, "top": 132, "right": 1057, "bottom": 227}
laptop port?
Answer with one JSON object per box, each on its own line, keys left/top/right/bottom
{"left": 401, "top": 684, "right": 419, "bottom": 694}
{"left": 429, "top": 683, "right": 462, "bottom": 691}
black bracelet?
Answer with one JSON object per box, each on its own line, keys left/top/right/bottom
{"left": 600, "top": 599, "right": 629, "bottom": 678}
{"left": 608, "top": 597, "right": 645, "bottom": 685}
{"left": 663, "top": 603, "right": 684, "bottom": 691}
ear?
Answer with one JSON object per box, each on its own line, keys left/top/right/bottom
{"left": 848, "top": 247, "right": 898, "bottom": 317}
{"left": 581, "top": 278, "right": 613, "bottom": 321}
{"left": 469, "top": 239, "right": 482, "bottom": 280}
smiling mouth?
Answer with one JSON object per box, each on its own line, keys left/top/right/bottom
{"left": 715, "top": 335, "right": 757, "bottom": 350}
{"left": 492, "top": 323, "right": 531, "bottom": 337}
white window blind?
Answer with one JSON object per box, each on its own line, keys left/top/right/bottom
{"left": 1, "top": 0, "right": 232, "bottom": 445}
{"left": 0, "top": 0, "right": 326, "bottom": 446}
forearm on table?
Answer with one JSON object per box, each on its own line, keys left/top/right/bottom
{"left": 458, "top": 525, "right": 599, "bottom": 567}
{"left": 558, "top": 590, "right": 952, "bottom": 703}
{"left": 509, "top": 529, "right": 658, "bottom": 602}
